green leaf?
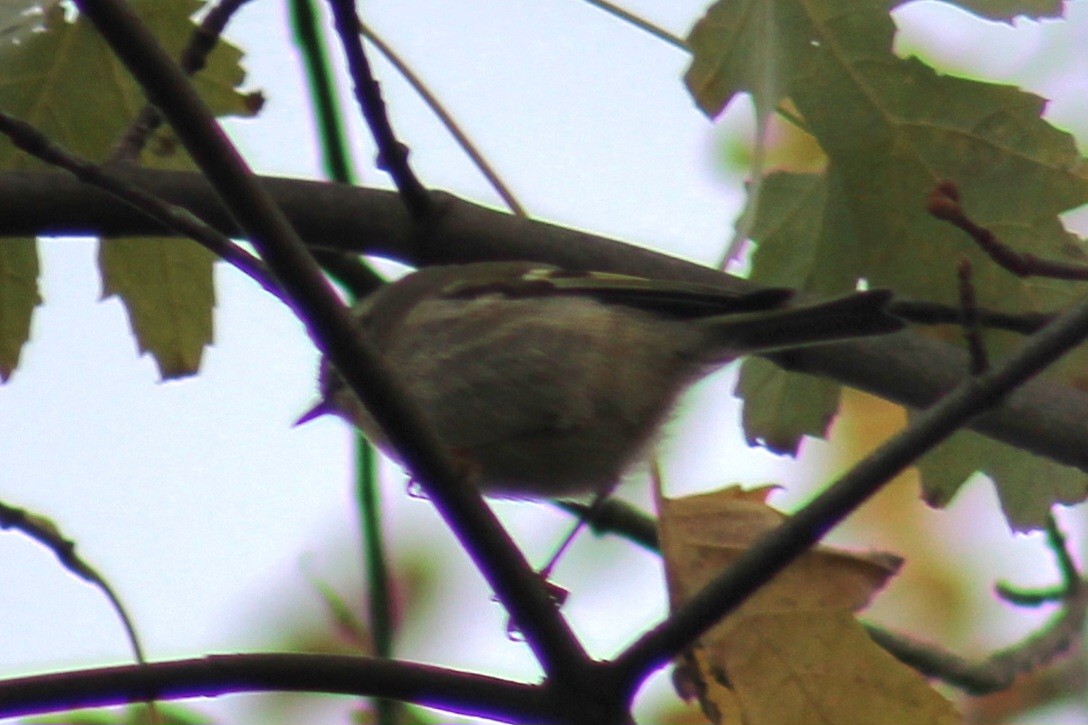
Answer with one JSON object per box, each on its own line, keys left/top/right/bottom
{"left": 691, "top": 0, "right": 1088, "bottom": 302}
{"left": 735, "top": 357, "right": 841, "bottom": 455}
{"left": 732, "top": 172, "right": 855, "bottom": 451}
{"left": 684, "top": 0, "right": 786, "bottom": 120}
{"left": 686, "top": 0, "right": 902, "bottom": 119}
{"left": 916, "top": 427, "right": 1088, "bottom": 531}
{"left": 942, "top": 0, "right": 1064, "bottom": 23}
{"left": 743, "top": 170, "right": 860, "bottom": 295}
{"left": 0, "top": 238, "right": 40, "bottom": 380}
{"left": 99, "top": 238, "right": 215, "bottom": 379}
{"left": 0, "top": 0, "right": 252, "bottom": 151}
{"left": 0, "top": 0, "right": 253, "bottom": 380}
{"left": 691, "top": 0, "right": 1088, "bottom": 527}
{"left": 134, "top": 0, "right": 250, "bottom": 118}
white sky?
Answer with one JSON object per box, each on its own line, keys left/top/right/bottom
{"left": 1, "top": 2, "right": 1087, "bottom": 723}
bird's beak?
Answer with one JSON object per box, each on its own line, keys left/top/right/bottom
{"left": 294, "top": 399, "right": 334, "bottom": 426}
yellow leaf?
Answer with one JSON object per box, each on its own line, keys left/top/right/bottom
{"left": 657, "top": 485, "right": 960, "bottom": 724}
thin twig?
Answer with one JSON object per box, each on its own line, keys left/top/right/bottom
{"left": 997, "top": 511, "right": 1083, "bottom": 606}
{"left": 0, "top": 501, "right": 147, "bottom": 667}
{"left": 0, "top": 500, "right": 164, "bottom": 724}
{"left": 889, "top": 299, "right": 1052, "bottom": 335}
{"left": 109, "top": 0, "right": 256, "bottom": 163}
{"left": 929, "top": 181, "right": 1088, "bottom": 281}
{"left": 996, "top": 580, "right": 1069, "bottom": 607}
{"left": 581, "top": 0, "right": 686, "bottom": 49}
{"left": 289, "top": 5, "right": 398, "bottom": 725}
{"left": 360, "top": 21, "right": 526, "bottom": 217}
{"left": 867, "top": 586, "right": 1085, "bottom": 696}
{"left": 554, "top": 499, "right": 658, "bottom": 551}
{"left": 958, "top": 257, "right": 989, "bottom": 374}
{"left": 870, "top": 514, "right": 1085, "bottom": 694}
{"left": 325, "top": 0, "right": 430, "bottom": 219}
{"left": 0, "top": 109, "right": 282, "bottom": 299}
{"left": 1046, "top": 511, "right": 1081, "bottom": 592}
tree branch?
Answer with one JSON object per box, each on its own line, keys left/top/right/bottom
{"left": 72, "top": 0, "right": 593, "bottom": 693}
{"left": 326, "top": 0, "right": 430, "bottom": 218}
{"left": 4, "top": 168, "right": 1088, "bottom": 475}
{"left": 108, "top": 0, "right": 257, "bottom": 163}
{"left": 0, "top": 654, "right": 554, "bottom": 723}
{"left": 612, "top": 268, "right": 1088, "bottom": 692}
{"left": 358, "top": 19, "right": 527, "bottom": 216}
{"left": 0, "top": 112, "right": 281, "bottom": 299}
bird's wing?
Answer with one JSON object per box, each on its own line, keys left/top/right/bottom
{"left": 439, "top": 265, "right": 794, "bottom": 318}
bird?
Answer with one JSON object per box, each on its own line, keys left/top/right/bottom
{"left": 297, "top": 261, "right": 904, "bottom": 499}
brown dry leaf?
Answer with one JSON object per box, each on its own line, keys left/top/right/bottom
{"left": 657, "top": 485, "right": 961, "bottom": 725}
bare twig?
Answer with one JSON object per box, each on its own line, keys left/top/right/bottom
{"left": 964, "top": 656, "right": 1088, "bottom": 723}
{"left": 867, "top": 588, "right": 1085, "bottom": 696}
{"left": 929, "top": 181, "right": 1088, "bottom": 281}
{"left": 0, "top": 500, "right": 164, "bottom": 724}
{"left": 109, "top": 0, "right": 257, "bottom": 163}
{"left": 997, "top": 512, "right": 1083, "bottom": 606}
{"left": 554, "top": 499, "right": 658, "bottom": 551}
{"left": 360, "top": 21, "right": 526, "bottom": 217}
{"left": 1046, "top": 511, "right": 1081, "bottom": 592}
{"left": 877, "top": 514, "right": 1087, "bottom": 711}
{"left": 289, "top": 0, "right": 356, "bottom": 184}
{"left": 872, "top": 516, "right": 1085, "bottom": 694}
{"left": 287, "top": 0, "right": 386, "bottom": 301}
{"left": 958, "top": 257, "right": 989, "bottom": 374}
{"left": 0, "top": 501, "right": 147, "bottom": 667}
{"left": 889, "top": 299, "right": 1051, "bottom": 335}
{"left": 582, "top": 0, "right": 686, "bottom": 49}
{"left": 325, "top": 0, "right": 430, "bottom": 219}
{"left": 288, "top": 8, "right": 396, "bottom": 724}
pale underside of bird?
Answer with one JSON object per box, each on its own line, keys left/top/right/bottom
{"left": 299, "top": 262, "right": 904, "bottom": 498}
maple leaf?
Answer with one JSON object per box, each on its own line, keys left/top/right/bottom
{"left": 686, "top": 0, "right": 1088, "bottom": 528}
{"left": 657, "top": 485, "right": 960, "bottom": 724}
{"left": 0, "top": 0, "right": 254, "bottom": 379}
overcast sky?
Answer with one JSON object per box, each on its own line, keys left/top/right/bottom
{"left": 2, "top": 2, "right": 1087, "bottom": 723}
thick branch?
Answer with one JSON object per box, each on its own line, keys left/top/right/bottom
{"left": 4, "top": 168, "right": 1088, "bottom": 474}
{"left": 0, "top": 654, "right": 553, "bottom": 723}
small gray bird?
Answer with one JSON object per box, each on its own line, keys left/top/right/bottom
{"left": 298, "top": 262, "right": 903, "bottom": 498}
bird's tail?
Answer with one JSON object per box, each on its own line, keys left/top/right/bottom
{"left": 700, "top": 289, "right": 904, "bottom": 357}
